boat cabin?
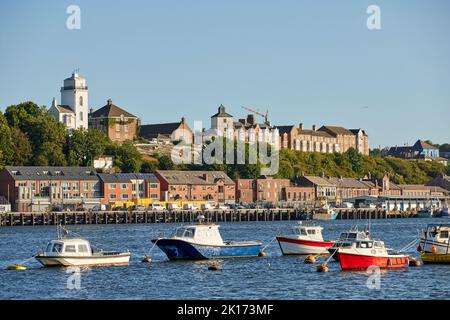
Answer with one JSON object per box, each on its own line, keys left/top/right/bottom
{"left": 423, "top": 224, "right": 450, "bottom": 243}
{"left": 338, "top": 230, "right": 370, "bottom": 242}
{"left": 292, "top": 222, "right": 325, "bottom": 241}
{"left": 173, "top": 224, "right": 224, "bottom": 245}
{"left": 44, "top": 238, "right": 93, "bottom": 257}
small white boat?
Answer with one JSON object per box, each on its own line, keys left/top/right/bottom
{"left": 35, "top": 226, "right": 130, "bottom": 267}
{"left": 418, "top": 224, "right": 450, "bottom": 263}
{"left": 276, "top": 222, "right": 334, "bottom": 255}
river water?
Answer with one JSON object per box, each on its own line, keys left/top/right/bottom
{"left": 0, "top": 218, "right": 449, "bottom": 300}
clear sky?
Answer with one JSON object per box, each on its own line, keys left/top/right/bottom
{"left": 0, "top": 0, "right": 449, "bottom": 148}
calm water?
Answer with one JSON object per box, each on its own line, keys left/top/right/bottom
{"left": 0, "top": 219, "right": 449, "bottom": 300}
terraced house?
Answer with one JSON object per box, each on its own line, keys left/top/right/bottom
{"left": 155, "top": 170, "right": 235, "bottom": 205}
{"left": 0, "top": 166, "right": 101, "bottom": 212}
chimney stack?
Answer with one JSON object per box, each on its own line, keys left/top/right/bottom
{"left": 299, "top": 123, "right": 303, "bottom": 130}
{"left": 312, "top": 125, "right": 316, "bottom": 131}
{"left": 247, "top": 114, "right": 255, "bottom": 125}
{"left": 107, "top": 99, "right": 112, "bottom": 105}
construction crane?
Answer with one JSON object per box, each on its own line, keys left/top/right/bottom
{"left": 241, "top": 106, "right": 269, "bottom": 124}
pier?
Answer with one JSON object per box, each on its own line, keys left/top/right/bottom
{"left": 0, "top": 208, "right": 416, "bottom": 227}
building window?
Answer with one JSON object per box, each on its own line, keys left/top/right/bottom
{"left": 150, "top": 183, "right": 158, "bottom": 189}
{"left": 150, "top": 194, "right": 158, "bottom": 199}
{"left": 116, "top": 124, "right": 120, "bottom": 132}
{"left": 110, "top": 184, "right": 116, "bottom": 189}
{"left": 122, "top": 184, "right": 128, "bottom": 189}
{"left": 79, "top": 96, "right": 83, "bottom": 106}
{"left": 80, "top": 111, "right": 83, "bottom": 122}
{"left": 83, "top": 183, "right": 89, "bottom": 191}
{"left": 122, "top": 194, "right": 129, "bottom": 199}
{"left": 124, "top": 125, "right": 128, "bottom": 133}
{"left": 109, "top": 194, "right": 117, "bottom": 199}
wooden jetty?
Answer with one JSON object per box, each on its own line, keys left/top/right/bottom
{"left": 0, "top": 208, "right": 416, "bottom": 227}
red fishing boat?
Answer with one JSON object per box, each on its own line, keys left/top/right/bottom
{"left": 336, "top": 239, "right": 409, "bottom": 270}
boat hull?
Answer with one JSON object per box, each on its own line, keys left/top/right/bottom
{"left": 35, "top": 253, "right": 131, "bottom": 267}
{"left": 419, "top": 238, "right": 450, "bottom": 255}
{"left": 153, "top": 239, "right": 262, "bottom": 260}
{"left": 421, "top": 253, "right": 450, "bottom": 264}
{"left": 338, "top": 252, "right": 409, "bottom": 270}
{"left": 276, "top": 236, "right": 333, "bottom": 255}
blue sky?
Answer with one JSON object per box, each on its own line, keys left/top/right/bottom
{"left": 0, "top": 0, "right": 449, "bottom": 148}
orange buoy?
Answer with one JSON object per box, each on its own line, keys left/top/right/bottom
{"left": 409, "top": 258, "right": 421, "bottom": 267}
{"left": 142, "top": 257, "right": 152, "bottom": 263}
{"left": 304, "top": 255, "right": 316, "bottom": 264}
{"left": 208, "top": 264, "right": 222, "bottom": 271}
{"left": 317, "top": 264, "right": 329, "bottom": 273}
{"left": 431, "top": 246, "right": 437, "bottom": 253}
{"left": 258, "top": 251, "right": 266, "bottom": 257}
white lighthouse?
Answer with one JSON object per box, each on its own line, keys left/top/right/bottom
{"left": 50, "top": 71, "right": 89, "bottom": 130}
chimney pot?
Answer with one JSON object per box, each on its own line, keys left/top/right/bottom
{"left": 107, "top": 99, "right": 112, "bottom": 105}
{"left": 312, "top": 125, "right": 316, "bottom": 131}
{"left": 299, "top": 123, "right": 303, "bottom": 130}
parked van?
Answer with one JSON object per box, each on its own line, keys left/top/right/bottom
{"left": 183, "top": 203, "right": 199, "bottom": 210}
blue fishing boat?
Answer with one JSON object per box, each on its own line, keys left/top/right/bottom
{"left": 151, "top": 224, "right": 263, "bottom": 260}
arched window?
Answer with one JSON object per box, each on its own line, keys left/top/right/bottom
{"left": 79, "top": 96, "right": 83, "bottom": 106}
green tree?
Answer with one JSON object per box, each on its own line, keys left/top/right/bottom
{"left": 66, "top": 129, "right": 112, "bottom": 166}
{"left": 0, "top": 113, "right": 13, "bottom": 165}
{"left": 158, "top": 155, "right": 175, "bottom": 170}
{"left": 10, "top": 127, "right": 32, "bottom": 165}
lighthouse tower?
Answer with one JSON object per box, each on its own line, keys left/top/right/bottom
{"left": 60, "top": 71, "right": 89, "bottom": 129}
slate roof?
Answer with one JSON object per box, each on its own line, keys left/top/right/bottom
{"left": 413, "top": 140, "right": 438, "bottom": 150}
{"left": 4, "top": 166, "right": 98, "bottom": 181}
{"left": 156, "top": 170, "right": 235, "bottom": 185}
{"left": 98, "top": 173, "right": 158, "bottom": 183}
{"left": 319, "top": 126, "right": 354, "bottom": 136}
{"left": 301, "top": 176, "right": 336, "bottom": 187}
{"left": 326, "top": 177, "right": 370, "bottom": 189}
{"left": 140, "top": 122, "right": 182, "bottom": 139}
{"left": 211, "top": 104, "right": 233, "bottom": 118}
{"left": 298, "top": 129, "right": 334, "bottom": 138}
{"left": 56, "top": 105, "right": 74, "bottom": 114}
{"left": 90, "top": 99, "right": 137, "bottom": 118}
{"left": 273, "top": 125, "right": 296, "bottom": 135}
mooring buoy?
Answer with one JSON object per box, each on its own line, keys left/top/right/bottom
{"left": 258, "top": 251, "right": 266, "bottom": 257}
{"left": 208, "top": 264, "right": 222, "bottom": 271}
{"left": 304, "top": 255, "right": 316, "bottom": 264}
{"left": 142, "top": 257, "right": 152, "bottom": 263}
{"left": 6, "top": 265, "right": 27, "bottom": 271}
{"left": 409, "top": 258, "right": 421, "bottom": 267}
{"left": 317, "top": 264, "right": 329, "bottom": 273}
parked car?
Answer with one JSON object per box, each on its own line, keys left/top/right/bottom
{"left": 183, "top": 203, "right": 199, "bottom": 210}
{"left": 216, "top": 205, "right": 229, "bottom": 210}
{"left": 167, "top": 203, "right": 181, "bottom": 210}
{"left": 91, "top": 204, "right": 106, "bottom": 211}
{"left": 340, "top": 202, "right": 354, "bottom": 208}
{"left": 149, "top": 203, "right": 165, "bottom": 211}
{"left": 201, "top": 203, "right": 215, "bottom": 210}
{"left": 131, "top": 205, "right": 146, "bottom": 211}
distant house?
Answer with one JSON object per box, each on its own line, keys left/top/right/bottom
{"left": 388, "top": 140, "right": 440, "bottom": 160}
{"left": 89, "top": 99, "right": 140, "bottom": 143}
{"left": 140, "top": 117, "right": 193, "bottom": 144}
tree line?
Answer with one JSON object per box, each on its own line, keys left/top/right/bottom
{"left": 0, "top": 101, "right": 448, "bottom": 184}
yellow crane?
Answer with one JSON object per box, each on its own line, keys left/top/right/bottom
{"left": 241, "top": 106, "right": 270, "bottom": 124}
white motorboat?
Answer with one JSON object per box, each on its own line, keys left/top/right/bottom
{"left": 276, "top": 222, "right": 334, "bottom": 255}
{"left": 35, "top": 226, "right": 130, "bottom": 267}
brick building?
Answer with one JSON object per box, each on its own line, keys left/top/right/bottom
{"left": 155, "top": 170, "right": 235, "bottom": 205}
{"left": 295, "top": 176, "right": 337, "bottom": 203}
{"left": 89, "top": 99, "right": 140, "bottom": 143}
{"left": 140, "top": 117, "right": 193, "bottom": 144}
{"left": 0, "top": 166, "right": 101, "bottom": 212}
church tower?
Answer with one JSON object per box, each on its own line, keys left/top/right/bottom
{"left": 60, "top": 71, "right": 89, "bottom": 129}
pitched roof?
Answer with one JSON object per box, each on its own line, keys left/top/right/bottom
{"left": 273, "top": 125, "right": 295, "bottom": 134}
{"left": 156, "top": 170, "right": 235, "bottom": 185}
{"left": 413, "top": 140, "right": 438, "bottom": 150}
{"left": 326, "top": 177, "right": 369, "bottom": 189}
{"left": 140, "top": 122, "right": 182, "bottom": 139}
{"left": 211, "top": 104, "right": 233, "bottom": 118}
{"left": 298, "top": 129, "right": 333, "bottom": 138}
{"left": 98, "top": 173, "right": 158, "bottom": 183}
{"left": 90, "top": 99, "right": 137, "bottom": 118}
{"left": 350, "top": 129, "right": 368, "bottom": 136}
{"left": 319, "top": 125, "right": 354, "bottom": 136}
{"left": 56, "top": 105, "right": 74, "bottom": 114}
{"left": 4, "top": 166, "right": 98, "bottom": 181}
{"left": 302, "top": 176, "right": 335, "bottom": 187}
